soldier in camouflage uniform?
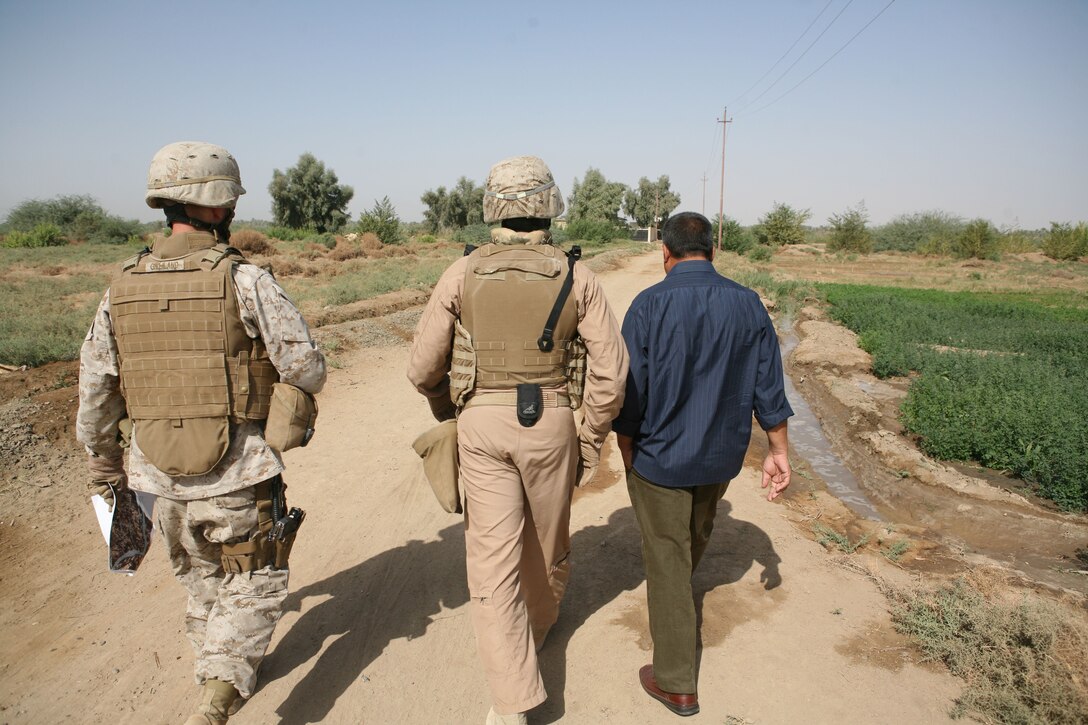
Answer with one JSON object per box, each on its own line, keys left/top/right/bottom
{"left": 77, "top": 142, "right": 326, "bottom": 725}
{"left": 408, "top": 156, "right": 628, "bottom": 724}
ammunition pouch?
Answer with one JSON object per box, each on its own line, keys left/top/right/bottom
{"left": 220, "top": 479, "right": 300, "bottom": 573}
{"left": 449, "top": 319, "right": 476, "bottom": 409}
{"left": 565, "top": 336, "right": 587, "bottom": 410}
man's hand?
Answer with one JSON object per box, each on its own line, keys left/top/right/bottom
{"left": 427, "top": 395, "right": 457, "bottom": 422}
{"left": 87, "top": 454, "right": 126, "bottom": 511}
{"left": 615, "top": 433, "right": 634, "bottom": 474}
{"left": 575, "top": 437, "right": 600, "bottom": 488}
{"left": 760, "top": 451, "right": 791, "bottom": 501}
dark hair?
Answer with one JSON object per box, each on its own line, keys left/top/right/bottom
{"left": 502, "top": 217, "right": 551, "bottom": 232}
{"left": 662, "top": 212, "right": 713, "bottom": 259}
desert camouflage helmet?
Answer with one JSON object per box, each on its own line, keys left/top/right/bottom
{"left": 145, "top": 141, "right": 246, "bottom": 209}
{"left": 483, "top": 155, "right": 565, "bottom": 223}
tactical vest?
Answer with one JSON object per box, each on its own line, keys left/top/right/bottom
{"left": 110, "top": 232, "right": 278, "bottom": 476}
{"left": 452, "top": 243, "right": 581, "bottom": 407}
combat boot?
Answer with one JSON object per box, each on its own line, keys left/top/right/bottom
{"left": 183, "top": 679, "right": 239, "bottom": 725}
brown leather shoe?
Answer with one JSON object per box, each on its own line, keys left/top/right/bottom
{"left": 639, "top": 664, "right": 699, "bottom": 716}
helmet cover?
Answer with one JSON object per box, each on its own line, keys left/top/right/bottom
{"left": 483, "top": 155, "right": 564, "bottom": 223}
{"left": 146, "top": 141, "right": 246, "bottom": 209}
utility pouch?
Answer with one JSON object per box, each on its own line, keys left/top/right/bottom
{"left": 264, "top": 383, "right": 318, "bottom": 453}
{"left": 516, "top": 383, "right": 543, "bottom": 427}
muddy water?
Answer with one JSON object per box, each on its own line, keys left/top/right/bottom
{"left": 779, "top": 330, "right": 883, "bottom": 520}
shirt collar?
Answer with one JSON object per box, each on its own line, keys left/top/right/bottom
{"left": 666, "top": 258, "right": 716, "bottom": 276}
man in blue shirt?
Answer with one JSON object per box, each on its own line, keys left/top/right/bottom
{"left": 613, "top": 211, "right": 793, "bottom": 717}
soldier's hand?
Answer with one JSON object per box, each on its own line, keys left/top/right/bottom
{"left": 88, "top": 477, "right": 126, "bottom": 511}
{"left": 427, "top": 395, "right": 457, "bottom": 422}
{"left": 87, "top": 453, "right": 125, "bottom": 481}
{"left": 575, "top": 437, "right": 600, "bottom": 488}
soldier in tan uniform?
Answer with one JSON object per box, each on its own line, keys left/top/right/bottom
{"left": 76, "top": 142, "right": 326, "bottom": 725}
{"left": 408, "top": 156, "right": 628, "bottom": 724}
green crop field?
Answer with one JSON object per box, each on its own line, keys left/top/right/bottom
{"left": 820, "top": 284, "right": 1088, "bottom": 511}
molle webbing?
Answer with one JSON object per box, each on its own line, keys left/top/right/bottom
{"left": 460, "top": 243, "right": 578, "bottom": 391}
{"left": 111, "top": 237, "right": 276, "bottom": 423}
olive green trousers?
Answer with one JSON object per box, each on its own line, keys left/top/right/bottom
{"left": 627, "top": 469, "right": 729, "bottom": 694}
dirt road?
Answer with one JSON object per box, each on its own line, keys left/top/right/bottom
{"left": 0, "top": 251, "right": 965, "bottom": 724}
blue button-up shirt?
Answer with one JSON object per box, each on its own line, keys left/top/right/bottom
{"left": 612, "top": 259, "right": 793, "bottom": 488}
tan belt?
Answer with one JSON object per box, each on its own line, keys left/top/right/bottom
{"left": 463, "top": 390, "right": 571, "bottom": 409}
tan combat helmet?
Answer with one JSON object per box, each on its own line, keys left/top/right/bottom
{"left": 145, "top": 141, "right": 246, "bottom": 209}
{"left": 483, "top": 155, "right": 565, "bottom": 223}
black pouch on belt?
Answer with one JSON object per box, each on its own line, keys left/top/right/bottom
{"left": 516, "top": 383, "right": 543, "bottom": 428}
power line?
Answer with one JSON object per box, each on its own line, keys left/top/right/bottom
{"left": 728, "top": 0, "right": 835, "bottom": 108}
{"left": 742, "top": 0, "right": 897, "bottom": 117}
{"left": 733, "top": 0, "right": 857, "bottom": 114}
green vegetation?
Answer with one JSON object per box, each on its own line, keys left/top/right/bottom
{"left": 622, "top": 175, "right": 680, "bottom": 227}
{"left": 0, "top": 272, "right": 109, "bottom": 366}
{"left": 827, "top": 202, "right": 873, "bottom": 254}
{"left": 1042, "top": 221, "right": 1088, "bottom": 261}
{"left": 420, "top": 177, "right": 485, "bottom": 234}
{"left": 755, "top": 202, "right": 810, "bottom": 246}
{"left": 565, "top": 218, "right": 625, "bottom": 244}
{"left": 881, "top": 540, "right": 910, "bottom": 562}
{"left": 821, "top": 284, "right": 1088, "bottom": 510}
{"left": 812, "top": 522, "right": 869, "bottom": 553}
{"left": 356, "top": 196, "right": 402, "bottom": 244}
{"left": 953, "top": 218, "right": 1000, "bottom": 260}
{"left": 891, "top": 575, "right": 1088, "bottom": 723}
{"left": 1, "top": 194, "right": 146, "bottom": 246}
{"left": 268, "top": 153, "right": 354, "bottom": 233}
{"left": 280, "top": 255, "right": 455, "bottom": 308}
{"left": 712, "top": 215, "right": 754, "bottom": 254}
{"left": 871, "top": 210, "right": 965, "bottom": 253}
{"left": 567, "top": 168, "right": 627, "bottom": 226}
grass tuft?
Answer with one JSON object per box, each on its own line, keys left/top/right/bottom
{"left": 891, "top": 572, "right": 1088, "bottom": 723}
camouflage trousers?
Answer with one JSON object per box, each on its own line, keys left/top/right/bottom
{"left": 156, "top": 484, "right": 289, "bottom": 699}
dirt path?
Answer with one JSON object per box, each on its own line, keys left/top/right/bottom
{"left": 1, "top": 252, "right": 966, "bottom": 724}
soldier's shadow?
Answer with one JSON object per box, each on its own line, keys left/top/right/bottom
{"left": 260, "top": 523, "right": 468, "bottom": 724}
{"left": 535, "top": 500, "right": 781, "bottom": 723}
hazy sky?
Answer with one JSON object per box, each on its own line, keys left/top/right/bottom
{"left": 1, "top": 0, "right": 1085, "bottom": 229}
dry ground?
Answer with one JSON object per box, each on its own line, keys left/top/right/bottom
{"left": 0, "top": 248, "right": 1085, "bottom": 724}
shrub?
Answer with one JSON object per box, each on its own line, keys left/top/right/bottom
{"left": 1042, "top": 222, "right": 1088, "bottom": 261}
{"left": 230, "top": 228, "right": 276, "bottom": 256}
{"left": 891, "top": 573, "right": 1088, "bottom": 723}
{"left": 2, "top": 195, "right": 142, "bottom": 245}
{"left": 3, "top": 223, "right": 67, "bottom": 248}
{"left": 747, "top": 244, "right": 773, "bottom": 262}
{"left": 827, "top": 203, "right": 873, "bottom": 254}
{"left": 872, "top": 210, "right": 965, "bottom": 253}
{"left": 265, "top": 225, "right": 313, "bottom": 242}
{"left": 954, "top": 219, "right": 1000, "bottom": 260}
{"left": 417, "top": 234, "right": 437, "bottom": 244}
{"left": 755, "top": 202, "right": 810, "bottom": 246}
{"left": 712, "top": 216, "right": 753, "bottom": 254}
{"left": 452, "top": 223, "right": 493, "bottom": 246}
{"left": 328, "top": 238, "right": 365, "bottom": 261}
{"left": 356, "top": 196, "right": 402, "bottom": 245}
{"left": 565, "top": 218, "right": 623, "bottom": 244}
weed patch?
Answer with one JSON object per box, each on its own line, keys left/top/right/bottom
{"left": 891, "top": 572, "right": 1088, "bottom": 723}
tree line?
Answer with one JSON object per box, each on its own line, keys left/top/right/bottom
{"left": 3, "top": 151, "right": 1086, "bottom": 261}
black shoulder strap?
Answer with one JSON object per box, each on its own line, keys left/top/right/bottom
{"left": 537, "top": 245, "right": 581, "bottom": 352}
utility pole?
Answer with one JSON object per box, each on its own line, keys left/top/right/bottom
{"left": 717, "top": 106, "right": 732, "bottom": 251}
{"left": 701, "top": 174, "right": 708, "bottom": 216}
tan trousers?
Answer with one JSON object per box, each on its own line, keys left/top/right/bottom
{"left": 156, "top": 485, "right": 289, "bottom": 699}
{"left": 457, "top": 404, "right": 579, "bottom": 714}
